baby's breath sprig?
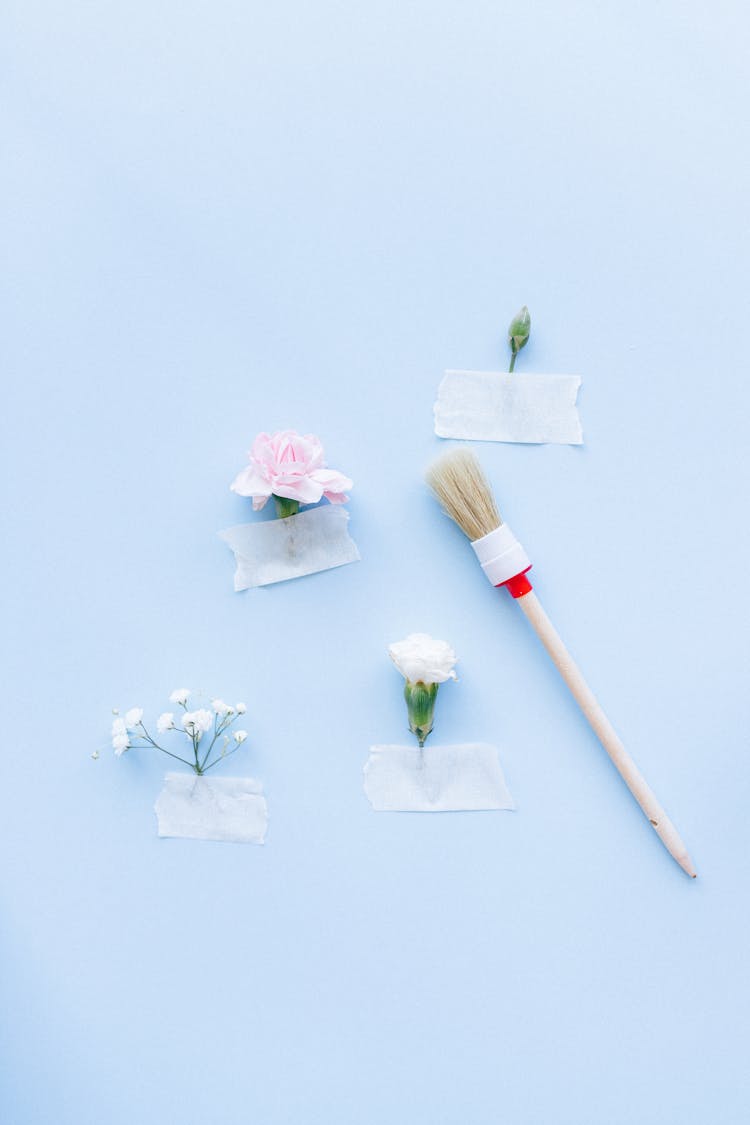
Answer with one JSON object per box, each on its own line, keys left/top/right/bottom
{"left": 107, "top": 691, "right": 249, "bottom": 775}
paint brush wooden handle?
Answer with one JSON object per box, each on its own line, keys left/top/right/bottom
{"left": 516, "top": 589, "right": 696, "bottom": 878}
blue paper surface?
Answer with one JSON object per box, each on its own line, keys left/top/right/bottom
{"left": 2, "top": 2, "right": 749, "bottom": 1123}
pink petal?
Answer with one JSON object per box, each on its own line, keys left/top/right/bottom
{"left": 272, "top": 475, "right": 323, "bottom": 505}
{"left": 230, "top": 466, "right": 271, "bottom": 498}
{"left": 300, "top": 434, "right": 325, "bottom": 469}
{"left": 309, "top": 468, "right": 353, "bottom": 493}
{"left": 249, "top": 432, "right": 273, "bottom": 462}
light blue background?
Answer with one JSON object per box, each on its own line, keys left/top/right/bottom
{"left": 3, "top": 2, "right": 749, "bottom": 1122}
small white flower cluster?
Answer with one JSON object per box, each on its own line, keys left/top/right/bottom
{"left": 108, "top": 689, "right": 249, "bottom": 775}
{"left": 110, "top": 707, "right": 145, "bottom": 757}
{"left": 183, "top": 709, "right": 213, "bottom": 737}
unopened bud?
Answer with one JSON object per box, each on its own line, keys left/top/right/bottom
{"left": 507, "top": 305, "right": 531, "bottom": 371}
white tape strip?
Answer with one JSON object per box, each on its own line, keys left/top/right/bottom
{"left": 219, "top": 504, "right": 360, "bottom": 590}
{"left": 363, "top": 744, "right": 515, "bottom": 812}
{"left": 471, "top": 524, "right": 531, "bottom": 586}
{"left": 434, "top": 370, "right": 583, "bottom": 445}
{"left": 154, "top": 773, "right": 268, "bottom": 843}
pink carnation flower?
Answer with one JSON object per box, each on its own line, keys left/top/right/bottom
{"left": 230, "top": 430, "right": 353, "bottom": 511}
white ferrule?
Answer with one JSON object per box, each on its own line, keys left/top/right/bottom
{"left": 471, "top": 524, "right": 531, "bottom": 586}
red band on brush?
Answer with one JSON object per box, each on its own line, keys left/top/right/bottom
{"left": 497, "top": 568, "right": 533, "bottom": 598}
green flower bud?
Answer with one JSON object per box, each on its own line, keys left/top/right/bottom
{"left": 507, "top": 305, "right": 531, "bottom": 372}
{"left": 404, "top": 681, "right": 439, "bottom": 747}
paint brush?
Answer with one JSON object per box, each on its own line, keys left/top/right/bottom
{"left": 426, "top": 448, "right": 696, "bottom": 878}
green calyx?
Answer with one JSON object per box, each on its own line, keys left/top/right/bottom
{"left": 404, "top": 681, "right": 439, "bottom": 747}
{"left": 507, "top": 305, "right": 531, "bottom": 372}
{"left": 273, "top": 494, "right": 301, "bottom": 519}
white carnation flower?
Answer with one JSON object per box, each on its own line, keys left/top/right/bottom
{"left": 388, "top": 633, "right": 458, "bottom": 685}
{"left": 124, "top": 707, "right": 143, "bottom": 729}
{"left": 169, "top": 688, "right": 190, "bottom": 705}
{"left": 111, "top": 717, "right": 127, "bottom": 738}
{"left": 112, "top": 733, "right": 130, "bottom": 756}
{"left": 233, "top": 730, "right": 248, "bottom": 744}
{"left": 156, "top": 712, "right": 175, "bottom": 734}
{"left": 211, "top": 699, "right": 232, "bottom": 716}
{"left": 235, "top": 702, "right": 247, "bottom": 714}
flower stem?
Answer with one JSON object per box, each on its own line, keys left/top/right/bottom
{"left": 202, "top": 744, "right": 241, "bottom": 772}
{"left": 509, "top": 351, "right": 517, "bottom": 373}
{"left": 199, "top": 714, "right": 233, "bottom": 771}
{"left": 132, "top": 725, "right": 194, "bottom": 768}
{"left": 273, "top": 494, "right": 300, "bottom": 519}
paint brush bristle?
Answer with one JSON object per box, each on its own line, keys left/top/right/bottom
{"left": 426, "top": 449, "right": 502, "bottom": 541}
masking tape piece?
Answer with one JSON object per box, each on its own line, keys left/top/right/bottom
{"left": 434, "top": 370, "right": 583, "bottom": 445}
{"left": 219, "top": 504, "right": 360, "bottom": 590}
{"left": 154, "top": 773, "right": 268, "bottom": 843}
{"left": 363, "top": 743, "right": 515, "bottom": 812}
